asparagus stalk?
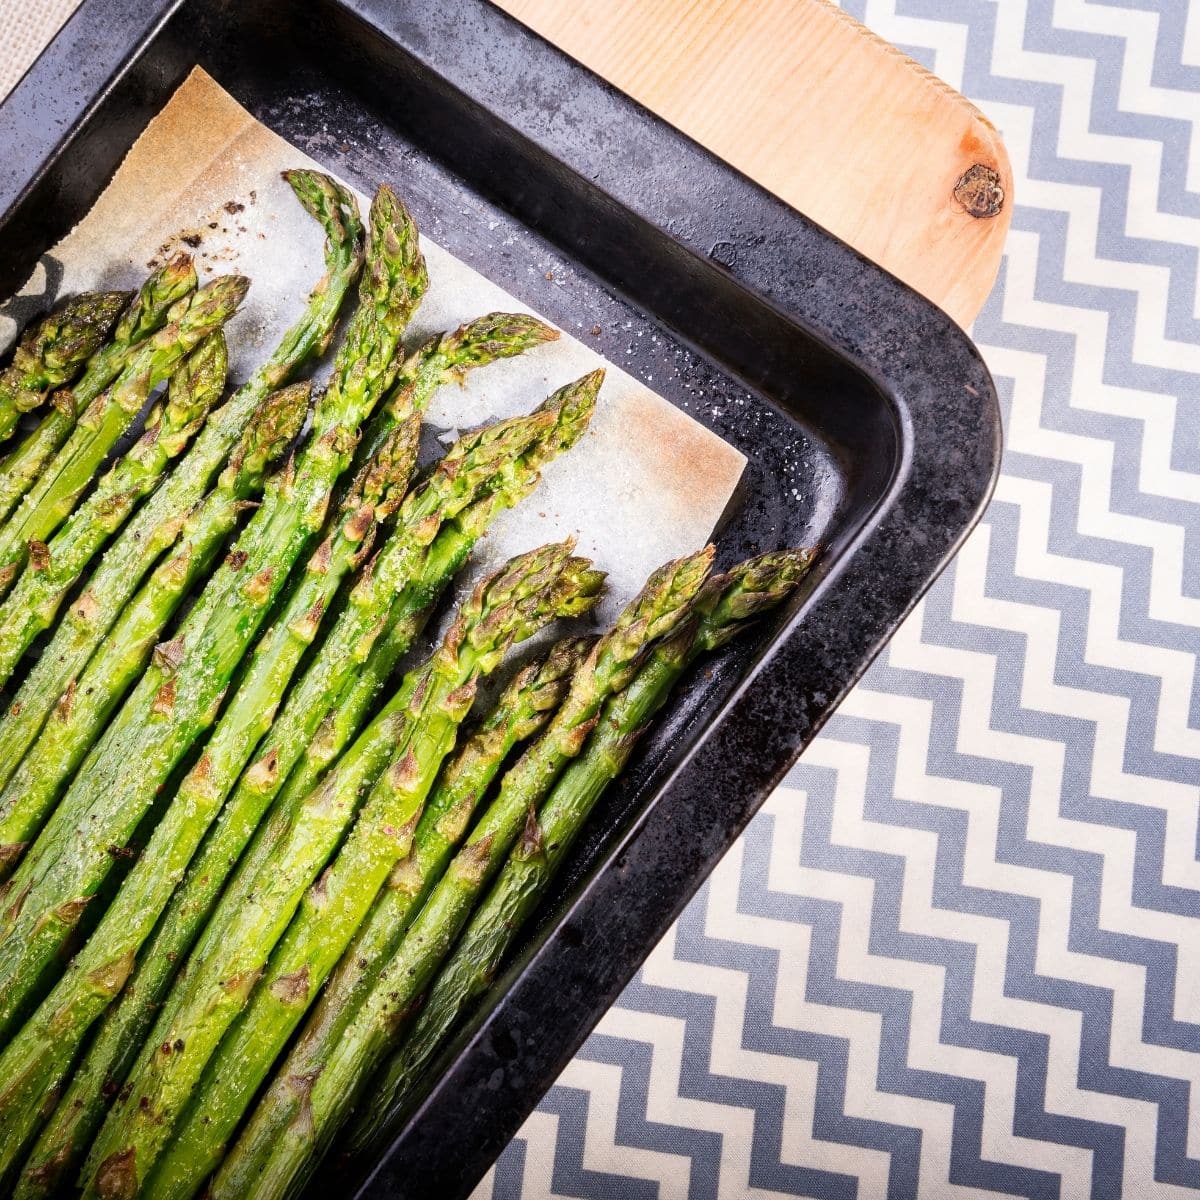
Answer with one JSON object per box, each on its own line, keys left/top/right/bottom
{"left": 0, "top": 332, "right": 228, "bottom": 687}
{"left": 0, "top": 397, "right": 309, "bottom": 1019}
{"left": 13, "top": 382, "right": 594, "bottom": 1198}
{"left": 0, "top": 256, "right": 197, "bottom": 528}
{"left": 0, "top": 186, "right": 426, "bottom": 1024}
{"left": 0, "top": 170, "right": 363, "bottom": 798}
{"left": 83, "top": 543, "right": 603, "bottom": 1200}
{"left": 211, "top": 637, "right": 592, "bottom": 1193}
{"left": 0, "top": 272, "right": 248, "bottom": 595}
{"left": 214, "top": 309, "right": 559, "bottom": 820}
{"left": 143, "top": 551, "right": 705, "bottom": 1199}
{"left": 1, "top": 406, "right": 308, "bottom": 1200}
{"left": 353, "top": 310, "right": 557, "bottom": 469}
{"left": 263, "top": 523, "right": 703, "bottom": 938}
{"left": 0, "top": 412, "right": 417, "bottom": 1184}
{"left": 0, "top": 291, "right": 129, "bottom": 441}
{"left": 0, "top": 384, "right": 309, "bottom": 886}
{"left": 341, "top": 551, "right": 815, "bottom": 1173}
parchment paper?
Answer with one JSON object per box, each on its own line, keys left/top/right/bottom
{"left": 0, "top": 69, "right": 745, "bottom": 628}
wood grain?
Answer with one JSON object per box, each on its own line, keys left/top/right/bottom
{"left": 493, "top": 0, "right": 1011, "bottom": 328}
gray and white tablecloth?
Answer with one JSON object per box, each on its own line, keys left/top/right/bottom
{"left": 3, "top": 1, "right": 1198, "bottom": 1196}
{"left": 478, "top": 3, "right": 1200, "bottom": 1197}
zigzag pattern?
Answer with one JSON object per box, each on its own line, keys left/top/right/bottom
{"left": 473, "top": 1, "right": 1200, "bottom": 1195}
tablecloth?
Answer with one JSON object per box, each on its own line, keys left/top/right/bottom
{"left": 4, "top": 2, "right": 1197, "bottom": 1197}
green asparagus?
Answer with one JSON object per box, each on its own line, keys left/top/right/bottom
{"left": 84, "top": 542, "right": 603, "bottom": 1200}
{"left": 0, "top": 185, "right": 425, "bottom": 1027}
{"left": 0, "top": 255, "right": 197, "bottom": 529}
{"left": 0, "top": 170, "right": 363, "bottom": 800}
{"left": 1, "top": 407, "right": 309, "bottom": 1200}
{"left": 0, "top": 332, "right": 228, "bottom": 688}
{"left": 0, "top": 291, "right": 128, "bottom": 441}
{"left": 142, "top": 549, "right": 704, "bottom": 1198}
{"left": 0, "top": 384, "right": 309, "bottom": 886}
{"left": 210, "top": 637, "right": 592, "bottom": 1194}
{"left": 343, "top": 550, "right": 814, "bottom": 1174}
{"left": 354, "top": 310, "right": 557, "bottom": 469}
{"left": 0, "top": 272, "right": 247, "bottom": 594}
{"left": 13, "top": 378, "right": 595, "bottom": 1199}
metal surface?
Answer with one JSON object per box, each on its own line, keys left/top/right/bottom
{"left": 0, "top": 1, "right": 1001, "bottom": 1195}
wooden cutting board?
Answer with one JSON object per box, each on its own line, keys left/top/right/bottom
{"left": 493, "top": 0, "right": 1011, "bottom": 329}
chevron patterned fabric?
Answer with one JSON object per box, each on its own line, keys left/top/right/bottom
{"left": 475, "top": 2, "right": 1200, "bottom": 1196}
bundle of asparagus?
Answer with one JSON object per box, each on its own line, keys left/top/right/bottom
{"left": 0, "top": 270, "right": 249, "bottom": 598}
{"left": 224, "top": 550, "right": 812, "bottom": 1200}
{"left": 0, "top": 162, "right": 807, "bottom": 1200}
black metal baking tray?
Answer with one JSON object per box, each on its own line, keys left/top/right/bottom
{"left": 0, "top": 0, "right": 1001, "bottom": 1194}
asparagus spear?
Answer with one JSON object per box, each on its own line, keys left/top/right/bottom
{"left": 0, "top": 186, "right": 426, "bottom": 1024}
{"left": 225, "top": 554, "right": 810, "bottom": 1200}
{"left": 209, "top": 309, "right": 559, "bottom": 819}
{"left": 353, "top": 310, "right": 557, "bottom": 469}
{"left": 0, "top": 384, "right": 309, "bottom": 886}
{"left": 0, "top": 405, "right": 309, "bottom": 1200}
{"left": 0, "top": 170, "right": 362, "bottom": 797}
{"left": 0, "top": 272, "right": 248, "bottom": 595}
{"left": 0, "top": 414, "right": 416, "bottom": 1183}
{"left": 342, "top": 551, "right": 814, "bottom": 1173}
{"left": 0, "top": 291, "right": 129, "bottom": 442}
{"left": 239, "top": 553, "right": 818, "bottom": 1200}
{"left": 0, "top": 256, "right": 197, "bottom": 528}
{"left": 208, "top": 637, "right": 591, "bottom": 1195}
{"left": 0, "top": 332, "right": 228, "bottom": 687}
{"left": 83, "top": 542, "right": 603, "bottom": 1200}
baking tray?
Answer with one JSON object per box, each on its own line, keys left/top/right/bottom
{"left": 0, "top": 1, "right": 1002, "bottom": 1195}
